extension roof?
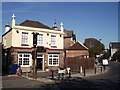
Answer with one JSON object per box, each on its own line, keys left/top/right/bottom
{"left": 66, "top": 41, "right": 88, "bottom": 50}
{"left": 19, "top": 20, "right": 52, "bottom": 29}
{"left": 110, "top": 42, "right": 120, "bottom": 49}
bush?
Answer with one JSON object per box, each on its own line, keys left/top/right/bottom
{"left": 113, "top": 51, "right": 120, "bottom": 62}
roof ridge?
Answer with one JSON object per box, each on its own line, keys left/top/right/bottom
{"left": 66, "top": 41, "right": 88, "bottom": 50}
{"left": 77, "top": 41, "right": 88, "bottom": 49}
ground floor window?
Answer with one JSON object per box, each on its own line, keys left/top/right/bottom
{"left": 48, "top": 54, "right": 59, "bottom": 66}
{"left": 18, "top": 53, "right": 32, "bottom": 67}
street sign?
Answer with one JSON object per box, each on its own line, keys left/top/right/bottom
{"left": 102, "top": 59, "right": 108, "bottom": 66}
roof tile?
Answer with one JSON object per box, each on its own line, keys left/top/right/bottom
{"left": 66, "top": 42, "right": 88, "bottom": 50}
{"left": 19, "top": 20, "right": 52, "bottom": 29}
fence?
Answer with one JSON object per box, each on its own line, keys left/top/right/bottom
{"left": 64, "top": 57, "right": 95, "bottom": 72}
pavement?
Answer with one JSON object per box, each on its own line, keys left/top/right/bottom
{"left": 20, "top": 63, "right": 109, "bottom": 83}
{"left": 1, "top": 63, "right": 110, "bottom": 88}
{"left": 2, "top": 61, "right": 119, "bottom": 88}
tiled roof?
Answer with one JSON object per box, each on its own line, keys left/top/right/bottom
{"left": 66, "top": 42, "right": 88, "bottom": 50}
{"left": 19, "top": 20, "right": 52, "bottom": 29}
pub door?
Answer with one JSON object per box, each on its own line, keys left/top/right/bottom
{"left": 36, "top": 58, "right": 43, "bottom": 70}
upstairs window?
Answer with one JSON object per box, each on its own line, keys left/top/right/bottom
{"left": 37, "top": 34, "right": 43, "bottom": 45}
{"left": 22, "top": 32, "right": 28, "bottom": 45}
{"left": 51, "top": 35, "right": 56, "bottom": 46}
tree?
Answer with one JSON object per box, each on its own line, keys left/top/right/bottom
{"left": 83, "top": 38, "right": 105, "bottom": 58}
{"left": 113, "top": 50, "right": 120, "bottom": 62}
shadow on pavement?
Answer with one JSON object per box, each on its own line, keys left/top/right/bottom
{"left": 39, "top": 77, "right": 119, "bottom": 89}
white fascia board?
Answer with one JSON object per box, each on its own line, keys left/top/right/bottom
{"left": 78, "top": 41, "right": 88, "bottom": 50}
{"left": 13, "top": 25, "right": 64, "bottom": 35}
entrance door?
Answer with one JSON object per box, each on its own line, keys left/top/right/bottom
{"left": 36, "top": 58, "right": 43, "bottom": 70}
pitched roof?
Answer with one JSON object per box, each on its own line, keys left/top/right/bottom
{"left": 19, "top": 20, "right": 52, "bottom": 29}
{"left": 66, "top": 42, "right": 88, "bottom": 50}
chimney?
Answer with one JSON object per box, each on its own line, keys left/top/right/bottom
{"left": 5, "top": 22, "right": 11, "bottom": 33}
{"left": 52, "top": 19, "right": 57, "bottom": 30}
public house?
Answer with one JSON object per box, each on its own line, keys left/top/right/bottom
{"left": 2, "top": 14, "right": 64, "bottom": 72}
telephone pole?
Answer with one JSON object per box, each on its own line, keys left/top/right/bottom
{"left": 32, "top": 32, "right": 37, "bottom": 79}
{"left": 33, "top": 44, "right": 37, "bottom": 79}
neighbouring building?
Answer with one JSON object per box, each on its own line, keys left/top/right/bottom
{"left": 64, "top": 30, "right": 76, "bottom": 49}
{"left": 109, "top": 42, "right": 120, "bottom": 57}
{"left": 2, "top": 14, "right": 64, "bottom": 72}
{"left": 65, "top": 41, "right": 89, "bottom": 58}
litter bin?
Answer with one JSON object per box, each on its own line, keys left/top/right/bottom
{"left": 9, "top": 64, "right": 18, "bottom": 74}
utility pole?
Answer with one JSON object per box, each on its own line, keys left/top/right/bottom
{"left": 33, "top": 44, "right": 37, "bottom": 79}
{"left": 32, "top": 32, "right": 37, "bottom": 79}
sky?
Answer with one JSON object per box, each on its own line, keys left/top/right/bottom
{"left": 1, "top": 2, "right": 118, "bottom": 49}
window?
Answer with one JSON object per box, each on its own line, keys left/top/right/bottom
{"left": 18, "top": 53, "right": 32, "bottom": 67}
{"left": 22, "top": 32, "right": 28, "bottom": 45}
{"left": 37, "top": 34, "right": 43, "bottom": 45}
{"left": 51, "top": 35, "right": 56, "bottom": 46}
{"left": 4, "top": 38, "right": 6, "bottom": 47}
{"left": 48, "top": 54, "right": 59, "bottom": 66}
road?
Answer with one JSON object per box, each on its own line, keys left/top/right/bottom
{"left": 39, "top": 61, "right": 120, "bottom": 88}
{"left": 2, "top": 61, "right": 120, "bottom": 89}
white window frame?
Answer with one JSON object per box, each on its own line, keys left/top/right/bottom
{"left": 51, "top": 35, "right": 56, "bottom": 46}
{"left": 21, "top": 32, "right": 28, "bottom": 45}
{"left": 37, "top": 55, "right": 44, "bottom": 71}
{"left": 37, "top": 34, "right": 43, "bottom": 46}
{"left": 18, "top": 53, "right": 32, "bottom": 67}
{"left": 4, "top": 38, "right": 6, "bottom": 47}
{"left": 48, "top": 54, "right": 59, "bottom": 66}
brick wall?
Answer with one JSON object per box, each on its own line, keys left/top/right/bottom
{"left": 64, "top": 38, "right": 74, "bottom": 49}
{"left": 64, "top": 57, "right": 95, "bottom": 71}
{"left": 66, "top": 50, "right": 89, "bottom": 57}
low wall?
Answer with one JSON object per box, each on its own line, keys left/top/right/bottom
{"left": 64, "top": 57, "right": 95, "bottom": 71}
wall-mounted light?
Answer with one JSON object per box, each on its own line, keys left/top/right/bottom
{"left": 47, "top": 33, "right": 49, "bottom": 36}
{"left": 60, "top": 34, "right": 62, "bottom": 37}
{"left": 16, "top": 30, "right": 19, "bottom": 33}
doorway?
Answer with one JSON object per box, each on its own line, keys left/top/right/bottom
{"left": 36, "top": 55, "right": 44, "bottom": 71}
{"left": 36, "top": 58, "right": 43, "bottom": 70}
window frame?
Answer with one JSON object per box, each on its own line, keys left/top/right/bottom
{"left": 48, "top": 54, "right": 59, "bottom": 66}
{"left": 21, "top": 32, "right": 28, "bottom": 45}
{"left": 18, "top": 53, "right": 32, "bottom": 67}
{"left": 51, "top": 35, "right": 56, "bottom": 46}
{"left": 4, "top": 38, "right": 6, "bottom": 47}
{"left": 37, "top": 34, "right": 43, "bottom": 46}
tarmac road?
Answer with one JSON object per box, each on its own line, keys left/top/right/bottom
{"left": 2, "top": 61, "right": 120, "bottom": 89}
{"left": 37, "top": 61, "right": 120, "bottom": 88}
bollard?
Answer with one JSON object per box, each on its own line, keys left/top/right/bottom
{"left": 100, "top": 67, "right": 102, "bottom": 73}
{"left": 51, "top": 70, "right": 54, "bottom": 80}
{"left": 103, "top": 66, "right": 106, "bottom": 71}
{"left": 80, "top": 66, "right": 83, "bottom": 74}
{"left": 61, "top": 73, "right": 64, "bottom": 80}
{"left": 83, "top": 68, "right": 86, "bottom": 76}
{"left": 94, "top": 67, "right": 96, "bottom": 74}
{"left": 69, "top": 70, "right": 71, "bottom": 78}
{"left": 58, "top": 73, "right": 60, "bottom": 80}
